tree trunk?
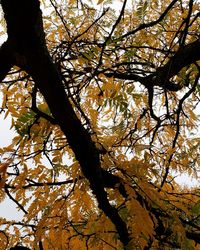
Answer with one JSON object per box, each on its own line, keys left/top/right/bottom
{"left": 0, "top": 0, "right": 130, "bottom": 246}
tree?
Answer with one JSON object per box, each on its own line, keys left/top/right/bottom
{"left": 0, "top": 0, "right": 199, "bottom": 249}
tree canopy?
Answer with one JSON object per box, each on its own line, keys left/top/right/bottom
{"left": 0, "top": 0, "right": 200, "bottom": 249}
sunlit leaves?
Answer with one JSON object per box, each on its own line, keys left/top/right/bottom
{"left": 14, "top": 110, "right": 36, "bottom": 136}
{"left": 0, "top": 0, "right": 199, "bottom": 249}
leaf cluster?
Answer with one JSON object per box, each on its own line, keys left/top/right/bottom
{"left": 0, "top": 0, "right": 200, "bottom": 249}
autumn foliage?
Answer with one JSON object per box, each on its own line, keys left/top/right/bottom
{"left": 0, "top": 0, "right": 200, "bottom": 249}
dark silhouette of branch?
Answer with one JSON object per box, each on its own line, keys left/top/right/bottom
{"left": 145, "top": 39, "right": 200, "bottom": 89}
{"left": 119, "top": 0, "right": 179, "bottom": 39}
{"left": 10, "top": 246, "right": 31, "bottom": 250}
{"left": 0, "top": 40, "right": 15, "bottom": 82}
{"left": 4, "top": 186, "right": 28, "bottom": 214}
{"left": 0, "top": 0, "right": 130, "bottom": 246}
{"left": 0, "top": 0, "right": 200, "bottom": 247}
{"left": 160, "top": 71, "right": 200, "bottom": 188}
{"left": 106, "top": 38, "right": 200, "bottom": 91}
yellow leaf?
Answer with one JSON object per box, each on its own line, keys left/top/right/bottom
{"left": 97, "top": 0, "right": 104, "bottom": 4}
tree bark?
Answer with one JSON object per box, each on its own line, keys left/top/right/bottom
{"left": 1, "top": 0, "right": 200, "bottom": 247}
{"left": 0, "top": 0, "right": 130, "bottom": 246}
{"left": 106, "top": 39, "right": 200, "bottom": 91}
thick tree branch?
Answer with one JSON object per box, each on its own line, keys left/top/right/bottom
{"left": 2, "top": 1, "right": 199, "bottom": 247}
{"left": 0, "top": 0, "right": 130, "bottom": 246}
{"left": 0, "top": 41, "right": 15, "bottom": 82}
{"left": 186, "top": 232, "right": 200, "bottom": 244}
{"left": 106, "top": 39, "right": 200, "bottom": 91}
{"left": 145, "top": 39, "right": 200, "bottom": 88}
{"left": 24, "top": 40, "right": 130, "bottom": 246}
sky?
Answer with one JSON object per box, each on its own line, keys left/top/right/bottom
{"left": 0, "top": 113, "right": 24, "bottom": 220}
